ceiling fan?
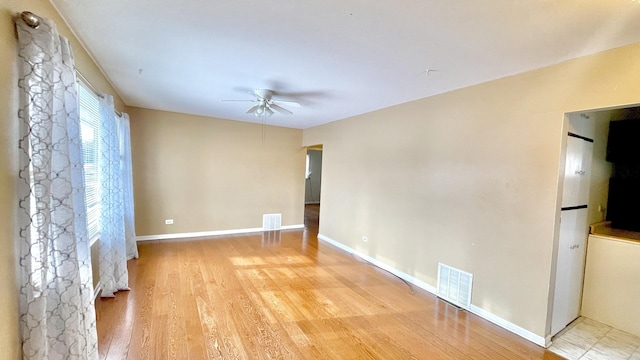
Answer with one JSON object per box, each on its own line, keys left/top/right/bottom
{"left": 222, "top": 89, "right": 301, "bottom": 117}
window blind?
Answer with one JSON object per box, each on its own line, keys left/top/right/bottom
{"left": 78, "top": 84, "right": 101, "bottom": 241}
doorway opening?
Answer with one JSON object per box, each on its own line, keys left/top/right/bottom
{"left": 551, "top": 104, "right": 640, "bottom": 339}
{"left": 304, "top": 145, "right": 323, "bottom": 230}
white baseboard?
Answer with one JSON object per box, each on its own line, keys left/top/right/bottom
{"left": 467, "top": 305, "right": 547, "bottom": 347}
{"left": 136, "top": 224, "right": 305, "bottom": 242}
{"left": 318, "top": 234, "right": 437, "bottom": 294}
{"left": 280, "top": 224, "right": 306, "bottom": 231}
{"left": 545, "top": 334, "right": 553, "bottom": 348}
{"left": 317, "top": 233, "right": 547, "bottom": 348}
{"left": 93, "top": 281, "right": 102, "bottom": 301}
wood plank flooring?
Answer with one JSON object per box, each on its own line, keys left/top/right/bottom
{"left": 96, "top": 205, "right": 562, "bottom": 359}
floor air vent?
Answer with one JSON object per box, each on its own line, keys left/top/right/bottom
{"left": 437, "top": 263, "right": 473, "bottom": 309}
{"left": 262, "top": 213, "right": 282, "bottom": 231}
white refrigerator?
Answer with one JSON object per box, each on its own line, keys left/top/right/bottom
{"left": 551, "top": 132, "right": 593, "bottom": 336}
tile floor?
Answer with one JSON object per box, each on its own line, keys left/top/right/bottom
{"left": 549, "top": 317, "right": 640, "bottom": 360}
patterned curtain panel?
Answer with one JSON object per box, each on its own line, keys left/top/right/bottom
{"left": 98, "top": 95, "right": 131, "bottom": 297}
{"left": 16, "top": 15, "right": 98, "bottom": 360}
{"left": 120, "top": 113, "right": 139, "bottom": 260}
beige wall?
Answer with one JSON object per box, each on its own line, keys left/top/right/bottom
{"left": 302, "top": 44, "right": 640, "bottom": 339}
{"left": 1, "top": 1, "right": 637, "bottom": 351}
{"left": 128, "top": 107, "right": 305, "bottom": 236}
{"left": 0, "top": 2, "right": 125, "bottom": 358}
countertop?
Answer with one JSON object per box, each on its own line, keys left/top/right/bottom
{"left": 589, "top": 221, "right": 640, "bottom": 243}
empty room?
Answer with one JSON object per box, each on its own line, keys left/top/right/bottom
{"left": 2, "top": 1, "right": 640, "bottom": 359}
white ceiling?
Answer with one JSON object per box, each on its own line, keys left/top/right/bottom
{"left": 51, "top": 0, "right": 640, "bottom": 129}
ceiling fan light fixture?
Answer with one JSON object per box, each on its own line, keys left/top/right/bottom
{"left": 225, "top": 88, "right": 298, "bottom": 117}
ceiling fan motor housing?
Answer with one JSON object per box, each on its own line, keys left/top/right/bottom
{"left": 254, "top": 89, "right": 273, "bottom": 100}
{"left": 223, "top": 88, "right": 296, "bottom": 117}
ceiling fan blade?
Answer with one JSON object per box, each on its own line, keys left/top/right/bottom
{"left": 246, "top": 104, "right": 260, "bottom": 114}
{"left": 272, "top": 99, "right": 301, "bottom": 108}
{"left": 269, "top": 103, "right": 293, "bottom": 115}
{"left": 221, "top": 99, "right": 256, "bottom": 103}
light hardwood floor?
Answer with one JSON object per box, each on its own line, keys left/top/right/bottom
{"left": 96, "top": 205, "right": 562, "bottom": 359}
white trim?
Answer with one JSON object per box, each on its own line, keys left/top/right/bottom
{"left": 317, "top": 233, "right": 547, "bottom": 348}
{"left": 89, "top": 235, "right": 99, "bottom": 247}
{"left": 136, "top": 224, "right": 305, "bottom": 242}
{"left": 304, "top": 201, "right": 321, "bottom": 205}
{"left": 281, "top": 224, "right": 305, "bottom": 230}
{"left": 467, "top": 305, "right": 547, "bottom": 347}
{"left": 318, "top": 234, "right": 437, "bottom": 293}
{"left": 93, "top": 281, "right": 102, "bottom": 301}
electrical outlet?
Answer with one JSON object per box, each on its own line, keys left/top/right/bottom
{"left": 362, "top": 236, "right": 368, "bottom": 242}
{"left": 165, "top": 219, "right": 174, "bottom": 225}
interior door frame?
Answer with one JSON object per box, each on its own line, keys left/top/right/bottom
{"left": 546, "top": 104, "right": 640, "bottom": 344}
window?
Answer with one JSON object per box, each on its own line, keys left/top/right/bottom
{"left": 78, "top": 83, "right": 101, "bottom": 242}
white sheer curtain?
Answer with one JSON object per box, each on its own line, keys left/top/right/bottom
{"left": 16, "top": 15, "right": 98, "bottom": 360}
{"left": 120, "top": 113, "right": 139, "bottom": 260}
{"left": 98, "top": 95, "right": 132, "bottom": 297}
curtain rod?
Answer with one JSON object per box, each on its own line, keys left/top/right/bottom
{"left": 19, "top": 11, "right": 123, "bottom": 117}
{"left": 76, "top": 70, "right": 123, "bottom": 117}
